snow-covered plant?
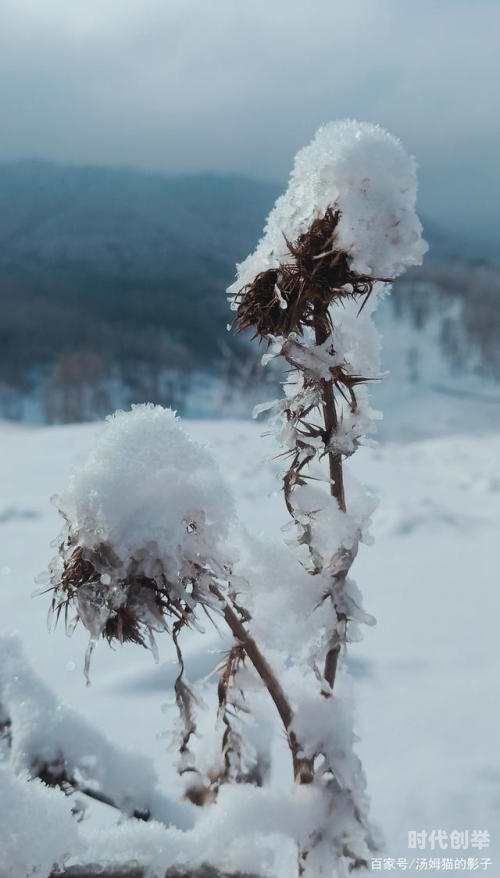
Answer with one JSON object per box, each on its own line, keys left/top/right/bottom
{"left": 38, "top": 405, "right": 234, "bottom": 675}
{"left": 227, "top": 119, "right": 428, "bottom": 872}
{"left": 36, "top": 404, "right": 291, "bottom": 807}
{"left": 29, "top": 120, "right": 427, "bottom": 878}
{"left": 230, "top": 121, "right": 427, "bottom": 669}
{"left": 37, "top": 404, "right": 247, "bottom": 801}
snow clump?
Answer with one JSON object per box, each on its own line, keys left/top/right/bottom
{"left": 229, "top": 118, "right": 428, "bottom": 302}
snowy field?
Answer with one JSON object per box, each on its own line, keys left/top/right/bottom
{"left": 1, "top": 414, "right": 499, "bottom": 872}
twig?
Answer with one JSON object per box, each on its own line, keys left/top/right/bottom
{"left": 74, "top": 784, "right": 151, "bottom": 822}
{"left": 210, "top": 585, "right": 312, "bottom": 781}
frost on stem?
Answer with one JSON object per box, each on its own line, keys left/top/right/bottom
{"left": 229, "top": 119, "right": 427, "bottom": 665}
{"left": 229, "top": 119, "right": 427, "bottom": 873}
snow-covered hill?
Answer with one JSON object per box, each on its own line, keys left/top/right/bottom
{"left": 0, "top": 161, "right": 499, "bottom": 434}
{"left": 1, "top": 417, "right": 499, "bottom": 871}
{"left": 0, "top": 161, "right": 489, "bottom": 274}
{"left": 0, "top": 162, "right": 281, "bottom": 274}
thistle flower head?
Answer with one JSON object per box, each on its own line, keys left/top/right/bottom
{"left": 229, "top": 119, "right": 428, "bottom": 343}
{"left": 36, "top": 405, "right": 234, "bottom": 678}
{"left": 233, "top": 208, "right": 384, "bottom": 341}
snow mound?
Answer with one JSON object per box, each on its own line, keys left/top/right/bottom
{"left": 0, "top": 767, "right": 82, "bottom": 878}
{"left": 0, "top": 633, "right": 194, "bottom": 828}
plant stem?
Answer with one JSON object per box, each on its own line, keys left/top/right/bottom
{"left": 211, "top": 585, "right": 311, "bottom": 781}
{"left": 320, "top": 377, "right": 345, "bottom": 513}
{"left": 320, "top": 376, "right": 348, "bottom": 690}
{"left": 211, "top": 585, "right": 292, "bottom": 731}
{"left": 314, "top": 307, "right": 346, "bottom": 513}
{"left": 314, "top": 316, "right": 349, "bottom": 689}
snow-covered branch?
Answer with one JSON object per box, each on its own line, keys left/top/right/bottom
{"left": 0, "top": 633, "right": 193, "bottom": 827}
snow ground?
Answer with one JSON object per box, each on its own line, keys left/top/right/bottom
{"left": 1, "top": 416, "right": 499, "bottom": 871}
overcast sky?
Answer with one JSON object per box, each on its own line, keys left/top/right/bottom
{"left": 0, "top": 0, "right": 498, "bottom": 246}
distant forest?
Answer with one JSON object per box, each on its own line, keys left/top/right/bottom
{"left": 0, "top": 161, "right": 498, "bottom": 422}
{"left": 0, "top": 163, "right": 283, "bottom": 420}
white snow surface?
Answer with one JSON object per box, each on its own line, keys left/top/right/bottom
{"left": 0, "top": 633, "right": 194, "bottom": 829}
{"left": 228, "top": 120, "right": 428, "bottom": 300}
{"left": 0, "top": 767, "right": 82, "bottom": 878}
{"left": 0, "top": 417, "right": 499, "bottom": 875}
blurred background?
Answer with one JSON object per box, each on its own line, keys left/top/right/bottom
{"left": 1, "top": 1, "right": 499, "bottom": 868}
{"left": 0, "top": 0, "right": 498, "bottom": 436}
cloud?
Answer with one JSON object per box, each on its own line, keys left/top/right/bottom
{"left": 0, "top": 0, "right": 498, "bottom": 242}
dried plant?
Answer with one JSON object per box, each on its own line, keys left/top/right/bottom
{"left": 29, "top": 121, "right": 427, "bottom": 878}
{"left": 225, "top": 120, "right": 427, "bottom": 873}
{"left": 36, "top": 405, "right": 300, "bottom": 812}
{"left": 233, "top": 208, "right": 385, "bottom": 681}
{"left": 231, "top": 206, "right": 387, "bottom": 873}
{"left": 234, "top": 208, "right": 387, "bottom": 341}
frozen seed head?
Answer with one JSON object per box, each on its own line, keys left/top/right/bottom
{"left": 36, "top": 405, "right": 235, "bottom": 676}
{"left": 233, "top": 208, "right": 386, "bottom": 341}
{"left": 229, "top": 119, "right": 427, "bottom": 340}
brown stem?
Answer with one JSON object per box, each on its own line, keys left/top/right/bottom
{"left": 314, "top": 305, "right": 346, "bottom": 514}
{"left": 77, "top": 784, "right": 151, "bottom": 821}
{"left": 211, "top": 585, "right": 311, "bottom": 782}
{"left": 321, "top": 378, "right": 348, "bottom": 690}
{"left": 314, "top": 315, "right": 349, "bottom": 689}
{"left": 211, "top": 586, "right": 293, "bottom": 731}
{"left": 320, "top": 377, "right": 346, "bottom": 513}
{"left": 36, "top": 759, "right": 152, "bottom": 822}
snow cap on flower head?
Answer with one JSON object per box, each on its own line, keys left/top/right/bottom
{"left": 36, "top": 404, "right": 234, "bottom": 680}
{"left": 229, "top": 120, "right": 427, "bottom": 340}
